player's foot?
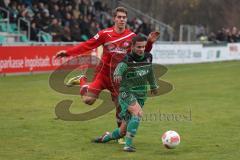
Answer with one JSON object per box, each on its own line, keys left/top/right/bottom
{"left": 123, "top": 145, "right": 136, "bottom": 152}
{"left": 118, "top": 138, "right": 126, "bottom": 145}
{"left": 92, "top": 132, "right": 111, "bottom": 143}
{"left": 65, "top": 75, "right": 86, "bottom": 87}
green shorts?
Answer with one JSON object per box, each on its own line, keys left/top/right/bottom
{"left": 118, "top": 91, "right": 145, "bottom": 122}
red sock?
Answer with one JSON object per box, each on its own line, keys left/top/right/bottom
{"left": 80, "top": 84, "right": 88, "bottom": 96}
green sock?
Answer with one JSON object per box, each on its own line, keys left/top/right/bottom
{"left": 102, "top": 128, "right": 122, "bottom": 142}
{"left": 111, "top": 128, "right": 122, "bottom": 139}
{"left": 125, "top": 116, "right": 140, "bottom": 147}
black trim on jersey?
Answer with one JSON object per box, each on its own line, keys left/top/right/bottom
{"left": 123, "top": 52, "right": 153, "bottom": 67}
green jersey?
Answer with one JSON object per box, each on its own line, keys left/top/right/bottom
{"left": 114, "top": 52, "right": 158, "bottom": 99}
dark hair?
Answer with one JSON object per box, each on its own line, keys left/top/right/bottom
{"left": 112, "top": 7, "right": 128, "bottom": 17}
{"left": 132, "top": 35, "right": 147, "bottom": 45}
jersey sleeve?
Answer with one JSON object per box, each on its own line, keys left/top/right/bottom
{"left": 147, "top": 54, "right": 158, "bottom": 89}
{"left": 66, "top": 31, "right": 105, "bottom": 56}
{"left": 145, "top": 40, "right": 153, "bottom": 52}
{"left": 113, "top": 56, "right": 128, "bottom": 76}
{"left": 148, "top": 66, "right": 158, "bottom": 89}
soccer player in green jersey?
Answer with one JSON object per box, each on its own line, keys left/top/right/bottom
{"left": 92, "top": 35, "right": 158, "bottom": 152}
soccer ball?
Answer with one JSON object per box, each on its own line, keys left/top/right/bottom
{"left": 161, "top": 130, "right": 180, "bottom": 149}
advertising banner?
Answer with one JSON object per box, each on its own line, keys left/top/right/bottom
{"left": 152, "top": 44, "right": 202, "bottom": 64}
{"left": 0, "top": 45, "right": 99, "bottom": 75}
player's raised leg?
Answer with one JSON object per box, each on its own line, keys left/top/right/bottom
{"left": 92, "top": 121, "right": 127, "bottom": 143}
{"left": 119, "top": 97, "right": 144, "bottom": 152}
{"left": 112, "top": 96, "right": 126, "bottom": 144}
{"left": 65, "top": 74, "right": 87, "bottom": 87}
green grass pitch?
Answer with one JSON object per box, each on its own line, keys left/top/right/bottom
{"left": 0, "top": 61, "right": 240, "bottom": 160}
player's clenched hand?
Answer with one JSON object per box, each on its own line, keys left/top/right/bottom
{"left": 114, "top": 75, "right": 122, "bottom": 84}
{"left": 147, "top": 31, "right": 160, "bottom": 43}
{"left": 55, "top": 50, "right": 68, "bottom": 58}
{"left": 150, "top": 88, "right": 158, "bottom": 95}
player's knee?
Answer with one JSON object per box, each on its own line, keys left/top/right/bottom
{"left": 82, "top": 96, "right": 96, "bottom": 105}
{"left": 138, "top": 110, "right": 144, "bottom": 117}
{"left": 132, "top": 109, "right": 143, "bottom": 117}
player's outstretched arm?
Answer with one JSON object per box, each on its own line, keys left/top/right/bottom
{"left": 65, "top": 31, "right": 105, "bottom": 56}
{"left": 148, "top": 31, "right": 160, "bottom": 43}
{"left": 145, "top": 31, "right": 160, "bottom": 52}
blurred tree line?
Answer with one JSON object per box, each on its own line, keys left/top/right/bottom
{"left": 120, "top": 0, "right": 240, "bottom": 32}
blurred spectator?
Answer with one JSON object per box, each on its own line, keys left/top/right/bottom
{"left": 230, "top": 26, "right": 238, "bottom": 42}
{"left": 72, "top": 5, "right": 80, "bottom": 20}
{"left": 0, "top": 0, "right": 10, "bottom": 9}
{"left": 137, "top": 21, "right": 152, "bottom": 36}
{"left": 89, "top": 21, "right": 100, "bottom": 37}
{"left": 22, "top": 0, "right": 33, "bottom": 7}
{"left": 79, "top": 15, "right": 90, "bottom": 38}
{"left": 216, "top": 28, "right": 227, "bottom": 42}
{"left": 236, "top": 31, "right": 240, "bottom": 42}
{"left": 208, "top": 32, "right": 217, "bottom": 42}
{"left": 8, "top": 1, "right": 19, "bottom": 23}
{"left": 94, "top": 1, "right": 103, "bottom": 11}
{"left": 61, "top": 25, "right": 72, "bottom": 42}
{"left": 30, "top": 21, "right": 39, "bottom": 41}
{"left": 211, "top": 27, "right": 240, "bottom": 43}
{"left": 71, "top": 24, "right": 82, "bottom": 41}
{"left": 39, "top": 10, "right": 51, "bottom": 31}
{"left": 46, "top": 18, "right": 63, "bottom": 41}
{"left": 50, "top": 4, "right": 62, "bottom": 19}
{"left": 3, "top": 0, "right": 156, "bottom": 42}
{"left": 196, "top": 25, "right": 206, "bottom": 39}
{"left": 62, "top": 12, "right": 74, "bottom": 27}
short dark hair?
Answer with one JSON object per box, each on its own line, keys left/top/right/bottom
{"left": 132, "top": 35, "right": 147, "bottom": 45}
{"left": 112, "top": 7, "right": 128, "bottom": 17}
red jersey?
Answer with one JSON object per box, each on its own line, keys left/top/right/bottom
{"left": 66, "top": 26, "right": 152, "bottom": 74}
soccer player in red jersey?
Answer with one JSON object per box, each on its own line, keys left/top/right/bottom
{"left": 55, "top": 7, "right": 159, "bottom": 143}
